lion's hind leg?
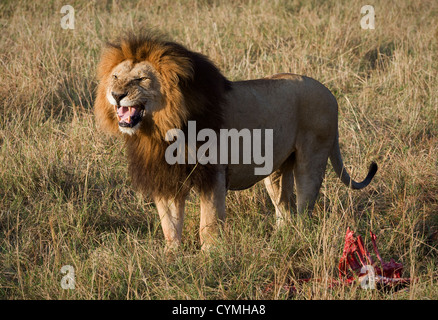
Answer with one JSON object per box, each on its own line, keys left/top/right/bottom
{"left": 263, "top": 155, "right": 296, "bottom": 228}
{"left": 294, "top": 140, "right": 331, "bottom": 215}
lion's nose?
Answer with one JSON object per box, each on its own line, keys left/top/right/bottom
{"left": 111, "top": 92, "right": 128, "bottom": 104}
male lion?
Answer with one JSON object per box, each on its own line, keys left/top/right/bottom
{"left": 94, "top": 33, "right": 377, "bottom": 250}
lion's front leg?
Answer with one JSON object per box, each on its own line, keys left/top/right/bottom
{"left": 155, "top": 196, "right": 186, "bottom": 250}
{"left": 199, "top": 169, "right": 227, "bottom": 250}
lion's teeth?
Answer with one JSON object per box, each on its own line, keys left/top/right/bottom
{"left": 127, "top": 115, "right": 131, "bottom": 123}
{"left": 117, "top": 115, "right": 121, "bottom": 121}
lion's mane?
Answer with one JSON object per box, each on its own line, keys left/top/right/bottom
{"left": 95, "top": 32, "right": 232, "bottom": 199}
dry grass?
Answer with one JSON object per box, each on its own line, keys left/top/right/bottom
{"left": 0, "top": 0, "right": 437, "bottom": 299}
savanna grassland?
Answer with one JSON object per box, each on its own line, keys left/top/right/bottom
{"left": 0, "top": 0, "right": 437, "bottom": 300}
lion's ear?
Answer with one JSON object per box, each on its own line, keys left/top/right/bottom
{"left": 97, "top": 45, "right": 125, "bottom": 81}
{"left": 155, "top": 54, "right": 193, "bottom": 87}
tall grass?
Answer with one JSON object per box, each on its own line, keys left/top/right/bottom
{"left": 0, "top": 0, "right": 437, "bottom": 299}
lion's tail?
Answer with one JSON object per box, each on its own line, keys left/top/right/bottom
{"left": 329, "top": 131, "right": 378, "bottom": 190}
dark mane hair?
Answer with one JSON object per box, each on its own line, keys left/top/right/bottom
{"left": 94, "top": 32, "right": 231, "bottom": 199}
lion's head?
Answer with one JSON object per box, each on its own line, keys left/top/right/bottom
{"left": 94, "top": 32, "right": 231, "bottom": 198}
{"left": 94, "top": 33, "right": 201, "bottom": 138}
{"left": 105, "top": 60, "right": 162, "bottom": 135}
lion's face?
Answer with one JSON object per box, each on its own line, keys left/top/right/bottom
{"left": 106, "top": 60, "right": 162, "bottom": 135}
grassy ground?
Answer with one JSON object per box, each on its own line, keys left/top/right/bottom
{"left": 0, "top": 0, "right": 437, "bottom": 299}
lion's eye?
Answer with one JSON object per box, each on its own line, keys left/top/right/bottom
{"left": 113, "top": 74, "right": 118, "bottom": 80}
{"left": 137, "top": 77, "right": 149, "bottom": 81}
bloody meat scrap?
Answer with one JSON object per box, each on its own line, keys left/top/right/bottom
{"left": 339, "top": 227, "right": 410, "bottom": 289}
{"left": 265, "top": 227, "right": 411, "bottom": 295}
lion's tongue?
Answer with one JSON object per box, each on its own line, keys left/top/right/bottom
{"left": 117, "top": 106, "right": 138, "bottom": 123}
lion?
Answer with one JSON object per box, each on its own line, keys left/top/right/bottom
{"left": 94, "top": 32, "right": 377, "bottom": 250}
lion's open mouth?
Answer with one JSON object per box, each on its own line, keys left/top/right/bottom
{"left": 116, "top": 105, "right": 144, "bottom": 128}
